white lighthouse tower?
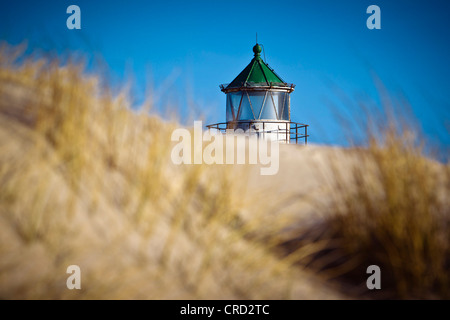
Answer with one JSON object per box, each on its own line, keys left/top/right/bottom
{"left": 207, "top": 43, "right": 308, "bottom": 144}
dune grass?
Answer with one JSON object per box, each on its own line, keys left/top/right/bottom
{"left": 323, "top": 129, "right": 449, "bottom": 299}
{"left": 0, "top": 43, "right": 448, "bottom": 299}
{"left": 276, "top": 123, "right": 449, "bottom": 299}
{"left": 0, "top": 43, "right": 336, "bottom": 299}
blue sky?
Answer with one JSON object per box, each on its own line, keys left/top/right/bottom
{"left": 1, "top": 0, "right": 449, "bottom": 154}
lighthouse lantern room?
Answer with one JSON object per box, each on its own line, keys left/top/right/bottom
{"left": 207, "top": 43, "right": 309, "bottom": 144}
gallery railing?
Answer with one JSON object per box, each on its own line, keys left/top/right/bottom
{"left": 206, "top": 120, "right": 309, "bottom": 145}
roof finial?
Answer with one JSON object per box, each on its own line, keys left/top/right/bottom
{"left": 253, "top": 43, "right": 262, "bottom": 58}
{"left": 256, "top": 32, "right": 258, "bottom": 44}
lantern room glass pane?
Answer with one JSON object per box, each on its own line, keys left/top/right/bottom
{"left": 226, "top": 94, "right": 233, "bottom": 121}
{"left": 226, "top": 92, "right": 242, "bottom": 122}
{"left": 259, "top": 91, "right": 290, "bottom": 120}
{"left": 260, "top": 91, "right": 277, "bottom": 119}
{"left": 228, "top": 90, "right": 290, "bottom": 121}
{"left": 238, "top": 92, "right": 256, "bottom": 120}
{"left": 248, "top": 92, "right": 266, "bottom": 120}
{"left": 277, "top": 92, "right": 289, "bottom": 120}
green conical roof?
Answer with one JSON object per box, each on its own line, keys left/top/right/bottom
{"left": 225, "top": 44, "right": 287, "bottom": 90}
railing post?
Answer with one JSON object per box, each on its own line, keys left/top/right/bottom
{"left": 305, "top": 126, "right": 308, "bottom": 145}
{"left": 263, "top": 122, "right": 265, "bottom": 140}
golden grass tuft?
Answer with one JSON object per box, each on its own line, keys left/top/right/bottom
{"left": 277, "top": 125, "right": 449, "bottom": 299}
{"left": 323, "top": 129, "right": 449, "bottom": 299}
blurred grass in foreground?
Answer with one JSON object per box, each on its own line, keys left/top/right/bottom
{"left": 277, "top": 105, "right": 449, "bottom": 300}
{"left": 0, "top": 43, "right": 335, "bottom": 299}
{"left": 0, "top": 43, "right": 448, "bottom": 299}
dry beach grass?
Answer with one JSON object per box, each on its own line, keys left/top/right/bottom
{"left": 0, "top": 44, "right": 448, "bottom": 299}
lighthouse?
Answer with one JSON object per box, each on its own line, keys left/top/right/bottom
{"left": 207, "top": 43, "right": 309, "bottom": 144}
